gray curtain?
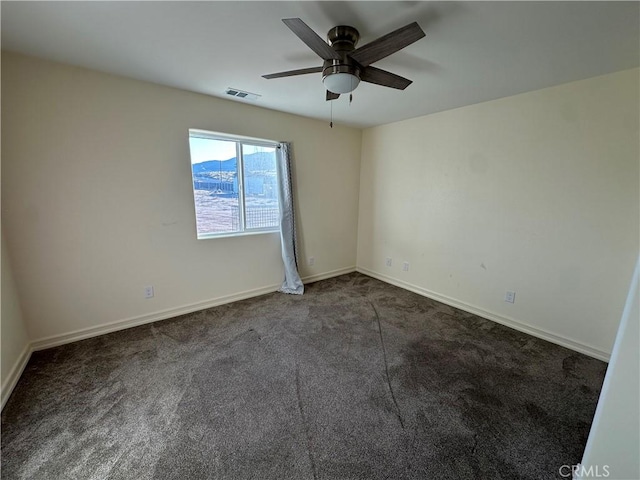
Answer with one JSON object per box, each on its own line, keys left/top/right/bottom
{"left": 277, "top": 142, "right": 304, "bottom": 295}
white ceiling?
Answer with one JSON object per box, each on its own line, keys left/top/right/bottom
{"left": 2, "top": 1, "right": 638, "bottom": 128}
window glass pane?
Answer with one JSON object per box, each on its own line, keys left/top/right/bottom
{"left": 189, "top": 137, "right": 240, "bottom": 236}
{"left": 242, "top": 144, "right": 279, "bottom": 230}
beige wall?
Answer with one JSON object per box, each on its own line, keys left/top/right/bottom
{"left": 1, "top": 233, "right": 31, "bottom": 407}
{"left": 1, "top": 52, "right": 362, "bottom": 344}
{"left": 2, "top": 50, "right": 638, "bottom": 362}
{"left": 357, "top": 69, "right": 639, "bottom": 359}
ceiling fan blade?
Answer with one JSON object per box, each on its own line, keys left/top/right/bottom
{"left": 262, "top": 66, "right": 323, "bottom": 79}
{"left": 282, "top": 18, "right": 341, "bottom": 61}
{"left": 360, "top": 66, "right": 413, "bottom": 90}
{"left": 326, "top": 90, "right": 340, "bottom": 101}
{"left": 348, "top": 22, "right": 425, "bottom": 67}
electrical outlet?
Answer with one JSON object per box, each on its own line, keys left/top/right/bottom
{"left": 144, "top": 285, "right": 154, "bottom": 299}
{"left": 403, "top": 262, "right": 410, "bottom": 272}
{"left": 308, "top": 256, "right": 315, "bottom": 266}
{"left": 385, "top": 257, "right": 392, "bottom": 267}
{"left": 505, "top": 291, "right": 516, "bottom": 303}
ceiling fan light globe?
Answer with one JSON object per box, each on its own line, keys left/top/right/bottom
{"left": 323, "top": 73, "right": 360, "bottom": 94}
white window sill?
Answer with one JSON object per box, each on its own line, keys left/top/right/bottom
{"left": 197, "top": 228, "right": 280, "bottom": 240}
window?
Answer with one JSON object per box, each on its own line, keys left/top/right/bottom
{"left": 188, "top": 129, "right": 280, "bottom": 238}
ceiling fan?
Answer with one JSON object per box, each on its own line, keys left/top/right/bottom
{"left": 263, "top": 18, "right": 426, "bottom": 101}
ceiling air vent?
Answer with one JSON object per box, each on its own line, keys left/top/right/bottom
{"left": 225, "top": 88, "right": 261, "bottom": 101}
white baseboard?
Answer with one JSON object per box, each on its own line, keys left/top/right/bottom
{"left": 1, "top": 344, "right": 33, "bottom": 410}
{"left": 30, "top": 266, "right": 357, "bottom": 352}
{"left": 302, "top": 265, "right": 356, "bottom": 284}
{"left": 10, "top": 264, "right": 602, "bottom": 410}
{"left": 30, "top": 283, "right": 281, "bottom": 352}
{"left": 5, "top": 268, "right": 361, "bottom": 411}
{"left": 356, "top": 266, "right": 610, "bottom": 362}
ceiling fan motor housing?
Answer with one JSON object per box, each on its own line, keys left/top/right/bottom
{"left": 323, "top": 25, "right": 361, "bottom": 93}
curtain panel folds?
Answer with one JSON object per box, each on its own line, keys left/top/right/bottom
{"left": 277, "top": 142, "right": 304, "bottom": 295}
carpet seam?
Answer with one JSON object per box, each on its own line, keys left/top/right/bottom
{"left": 370, "top": 301, "right": 405, "bottom": 430}
{"left": 295, "top": 365, "right": 318, "bottom": 480}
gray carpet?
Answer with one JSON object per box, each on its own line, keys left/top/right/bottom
{"left": 1, "top": 273, "right": 606, "bottom": 480}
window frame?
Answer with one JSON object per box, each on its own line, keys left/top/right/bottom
{"left": 188, "top": 129, "right": 281, "bottom": 240}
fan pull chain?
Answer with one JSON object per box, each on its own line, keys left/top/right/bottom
{"left": 330, "top": 100, "right": 333, "bottom": 128}
{"left": 349, "top": 93, "right": 353, "bottom": 105}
